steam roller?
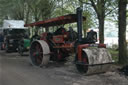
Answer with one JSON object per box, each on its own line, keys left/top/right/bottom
{"left": 25, "top": 7, "right": 114, "bottom": 75}
{"left": 29, "top": 41, "right": 114, "bottom": 74}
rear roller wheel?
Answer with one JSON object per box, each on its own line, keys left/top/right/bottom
{"left": 30, "top": 40, "right": 50, "bottom": 66}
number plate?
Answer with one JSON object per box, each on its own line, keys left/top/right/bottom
{"left": 89, "top": 44, "right": 98, "bottom": 47}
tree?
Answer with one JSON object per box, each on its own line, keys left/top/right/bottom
{"left": 0, "top": 0, "right": 29, "bottom": 21}
{"left": 118, "top": 0, "right": 128, "bottom": 64}
{"left": 89, "top": 0, "right": 106, "bottom": 43}
{"left": 54, "top": 0, "right": 94, "bottom": 37}
{"left": 0, "top": 0, "right": 56, "bottom": 24}
{"left": 27, "top": 0, "right": 56, "bottom": 21}
{"left": 0, "top": 0, "right": 12, "bottom": 25}
{"left": 78, "top": 0, "right": 117, "bottom": 44}
{"left": 10, "top": 0, "right": 26, "bottom": 20}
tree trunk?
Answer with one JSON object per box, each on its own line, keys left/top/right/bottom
{"left": 98, "top": 16, "right": 104, "bottom": 44}
{"left": 25, "top": 6, "right": 30, "bottom": 24}
{"left": 83, "top": 29, "right": 87, "bottom": 38}
{"left": 99, "top": 0, "right": 105, "bottom": 44}
{"left": 118, "top": 0, "right": 128, "bottom": 64}
{"left": 90, "top": 0, "right": 105, "bottom": 44}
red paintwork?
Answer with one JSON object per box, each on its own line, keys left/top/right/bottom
{"left": 40, "top": 33, "right": 47, "bottom": 41}
{"left": 40, "top": 32, "right": 73, "bottom": 49}
{"left": 98, "top": 44, "right": 106, "bottom": 48}
{"left": 78, "top": 44, "right": 89, "bottom": 61}
{"left": 24, "top": 14, "right": 86, "bottom": 27}
{"left": 53, "top": 43, "right": 74, "bottom": 48}
{"left": 53, "top": 35, "right": 64, "bottom": 43}
{"left": 25, "top": 14, "right": 86, "bottom": 61}
{"left": 77, "top": 44, "right": 106, "bottom": 62}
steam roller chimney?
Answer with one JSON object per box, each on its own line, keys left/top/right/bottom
{"left": 77, "top": 7, "right": 83, "bottom": 43}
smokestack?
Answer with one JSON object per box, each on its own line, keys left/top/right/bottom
{"left": 77, "top": 7, "right": 83, "bottom": 42}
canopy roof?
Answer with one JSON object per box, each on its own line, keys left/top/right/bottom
{"left": 24, "top": 14, "right": 86, "bottom": 27}
{"left": 3, "top": 20, "right": 27, "bottom": 29}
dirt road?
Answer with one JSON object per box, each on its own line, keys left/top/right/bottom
{"left": 0, "top": 50, "right": 128, "bottom": 85}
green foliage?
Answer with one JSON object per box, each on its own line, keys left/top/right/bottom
{"left": 0, "top": 0, "right": 55, "bottom": 24}
{"left": 0, "top": 0, "right": 94, "bottom": 30}
{"left": 108, "top": 48, "right": 118, "bottom": 62}
{"left": 27, "top": 0, "right": 55, "bottom": 21}
{"left": 83, "top": 11, "right": 94, "bottom": 29}
{"left": 53, "top": 0, "right": 94, "bottom": 34}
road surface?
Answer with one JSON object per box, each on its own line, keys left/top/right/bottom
{"left": 0, "top": 50, "right": 128, "bottom": 85}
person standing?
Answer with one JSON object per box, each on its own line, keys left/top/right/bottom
{"left": 0, "top": 33, "right": 4, "bottom": 50}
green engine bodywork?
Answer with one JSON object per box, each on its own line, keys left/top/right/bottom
{"left": 23, "top": 39, "right": 30, "bottom": 49}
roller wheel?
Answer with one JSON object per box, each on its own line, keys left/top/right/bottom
{"left": 75, "top": 51, "right": 89, "bottom": 73}
{"left": 30, "top": 40, "right": 50, "bottom": 66}
{"left": 30, "top": 42, "right": 43, "bottom": 66}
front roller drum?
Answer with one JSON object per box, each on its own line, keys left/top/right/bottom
{"left": 30, "top": 40, "right": 50, "bottom": 66}
{"left": 76, "top": 48, "right": 114, "bottom": 74}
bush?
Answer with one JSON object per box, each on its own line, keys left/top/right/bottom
{"left": 108, "top": 48, "right": 118, "bottom": 62}
{"left": 112, "top": 44, "right": 118, "bottom": 50}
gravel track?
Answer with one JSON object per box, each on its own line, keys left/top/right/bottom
{"left": 0, "top": 50, "right": 128, "bottom": 85}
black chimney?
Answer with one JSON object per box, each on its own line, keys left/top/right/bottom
{"left": 77, "top": 7, "right": 83, "bottom": 42}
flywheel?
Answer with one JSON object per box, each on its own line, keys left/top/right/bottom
{"left": 29, "top": 40, "right": 50, "bottom": 66}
